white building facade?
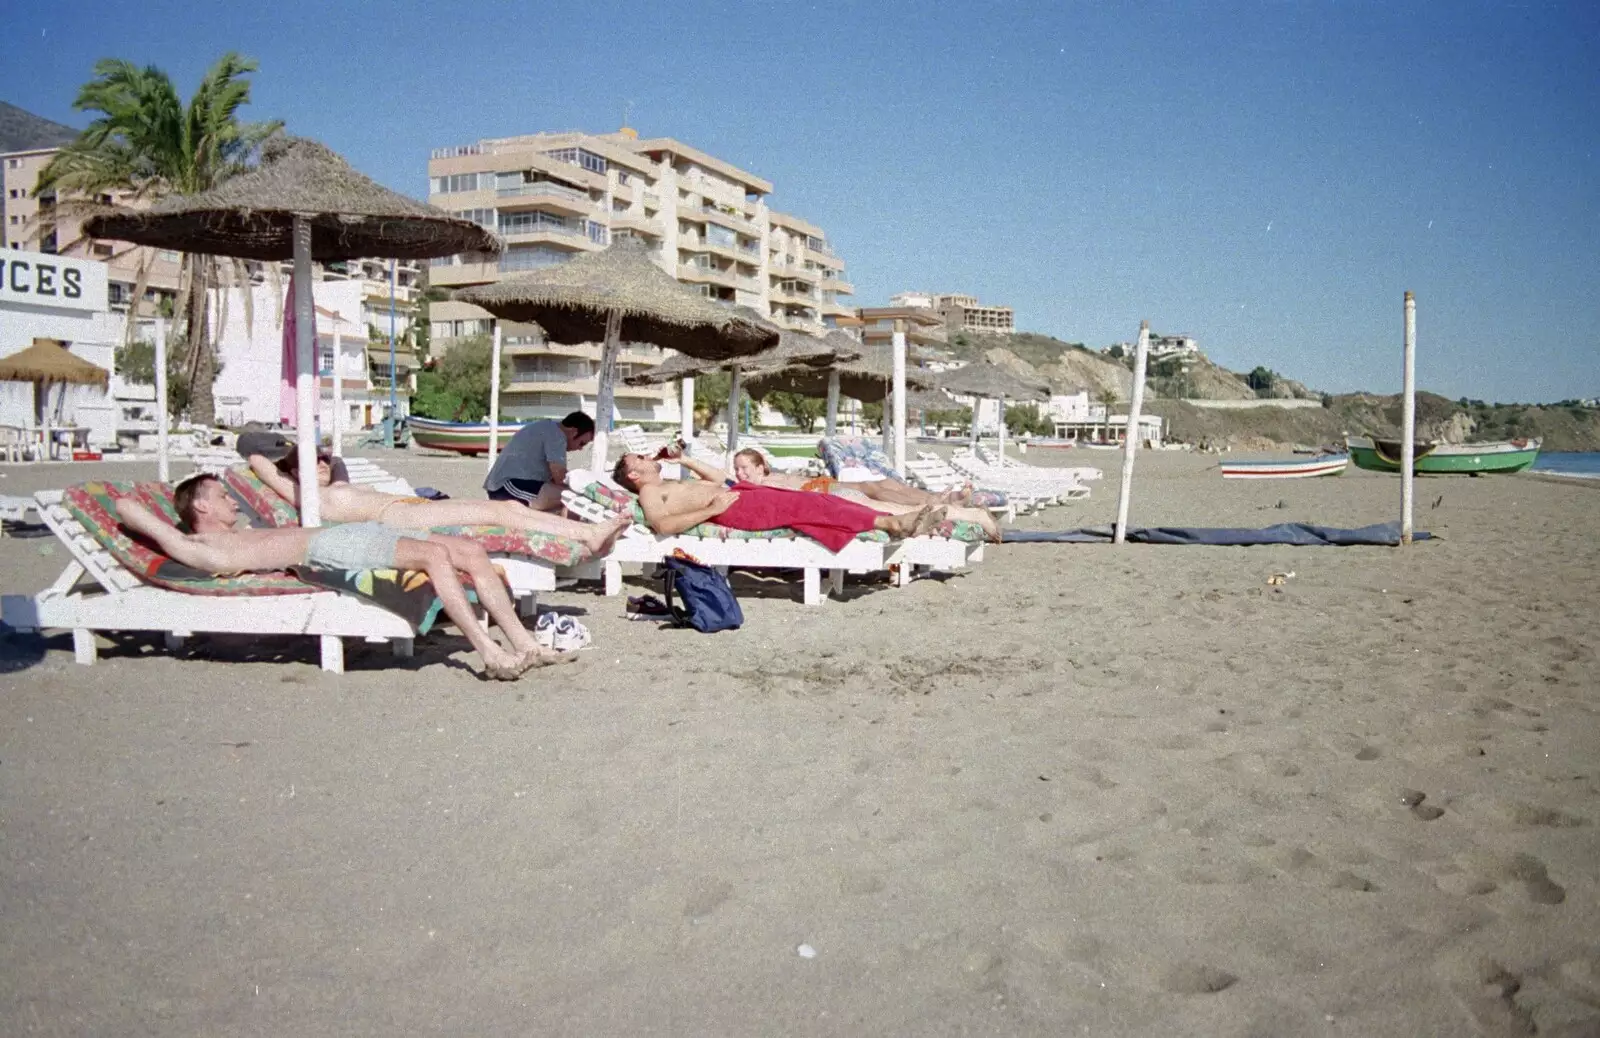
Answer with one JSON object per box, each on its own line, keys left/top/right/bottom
{"left": 0, "top": 246, "right": 119, "bottom": 446}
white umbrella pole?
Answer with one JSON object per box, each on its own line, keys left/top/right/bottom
{"left": 997, "top": 393, "right": 1007, "bottom": 462}
{"left": 971, "top": 397, "right": 981, "bottom": 451}
{"left": 331, "top": 323, "right": 344, "bottom": 459}
{"left": 680, "top": 377, "right": 695, "bottom": 442}
{"left": 726, "top": 365, "right": 741, "bottom": 455}
{"left": 1113, "top": 321, "right": 1151, "bottom": 544}
{"left": 825, "top": 369, "right": 840, "bottom": 437}
{"left": 487, "top": 323, "right": 502, "bottom": 472}
{"left": 154, "top": 316, "right": 170, "bottom": 482}
{"left": 590, "top": 308, "right": 622, "bottom": 471}
{"left": 891, "top": 321, "right": 907, "bottom": 475}
{"left": 291, "top": 216, "right": 321, "bottom": 527}
{"left": 1401, "top": 291, "right": 1416, "bottom": 545}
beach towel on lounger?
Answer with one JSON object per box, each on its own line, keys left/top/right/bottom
{"left": 66, "top": 481, "right": 456, "bottom": 632}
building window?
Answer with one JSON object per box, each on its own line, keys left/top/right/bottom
{"left": 436, "top": 172, "right": 490, "bottom": 193}
{"left": 544, "top": 148, "right": 607, "bottom": 175}
{"left": 6, "top": 159, "right": 21, "bottom": 169}
{"left": 499, "top": 244, "right": 572, "bottom": 272}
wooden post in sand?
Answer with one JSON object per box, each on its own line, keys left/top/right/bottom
{"left": 486, "top": 324, "right": 502, "bottom": 472}
{"left": 891, "top": 319, "right": 908, "bottom": 475}
{"left": 1113, "top": 321, "right": 1151, "bottom": 544}
{"left": 154, "top": 316, "right": 169, "bottom": 482}
{"left": 1401, "top": 292, "right": 1416, "bottom": 545}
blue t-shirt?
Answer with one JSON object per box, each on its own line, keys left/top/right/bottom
{"left": 484, "top": 420, "right": 568, "bottom": 491}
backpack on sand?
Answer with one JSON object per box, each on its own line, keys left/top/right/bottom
{"left": 660, "top": 554, "right": 742, "bottom": 633}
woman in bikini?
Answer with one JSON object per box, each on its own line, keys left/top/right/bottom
{"left": 664, "top": 446, "right": 1002, "bottom": 542}
{"left": 249, "top": 451, "right": 631, "bottom": 557}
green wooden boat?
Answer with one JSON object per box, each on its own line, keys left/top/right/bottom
{"left": 1345, "top": 436, "right": 1541, "bottom": 474}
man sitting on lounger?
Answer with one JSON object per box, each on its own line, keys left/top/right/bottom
{"left": 612, "top": 453, "right": 946, "bottom": 551}
{"left": 667, "top": 448, "right": 1002, "bottom": 542}
{"left": 115, "top": 474, "right": 570, "bottom": 681}
{"left": 249, "top": 450, "right": 629, "bottom": 557}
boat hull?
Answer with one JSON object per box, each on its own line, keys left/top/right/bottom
{"left": 1221, "top": 455, "right": 1348, "bottom": 479}
{"left": 1345, "top": 436, "right": 1541, "bottom": 474}
{"left": 410, "top": 417, "right": 526, "bottom": 456}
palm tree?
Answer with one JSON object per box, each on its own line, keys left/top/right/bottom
{"left": 1097, "top": 388, "right": 1118, "bottom": 443}
{"left": 37, "top": 54, "right": 281, "bottom": 425}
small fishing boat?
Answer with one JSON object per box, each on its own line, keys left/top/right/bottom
{"left": 1346, "top": 436, "right": 1541, "bottom": 474}
{"left": 409, "top": 416, "right": 526, "bottom": 456}
{"left": 1220, "top": 454, "right": 1349, "bottom": 479}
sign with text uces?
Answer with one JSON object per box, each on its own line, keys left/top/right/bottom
{"left": 0, "top": 248, "right": 109, "bottom": 313}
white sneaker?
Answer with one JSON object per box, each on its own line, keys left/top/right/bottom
{"left": 552, "top": 616, "right": 591, "bottom": 652}
{"left": 533, "top": 612, "right": 557, "bottom": 649}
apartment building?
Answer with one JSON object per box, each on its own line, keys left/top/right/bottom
{"left": 424, "top": 128, "right": 853, "bottom": 422}
{"left": 888, "top": 291, "right": 1014, "bottom": 335}
{"left": 1, "top": 114, "right": 421, "bottom": 394}
{"left": 852, "top": 306, "right": 949, "bottom": 352}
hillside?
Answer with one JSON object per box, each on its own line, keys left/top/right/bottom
{"left": 0, "top": 102, "right": 76, "bottom": 153}
{"left": 1149, "top": 394, "right": 1600, "bottom": 451}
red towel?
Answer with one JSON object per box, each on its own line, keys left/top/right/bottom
{"left": 714, "top": 482, "right": 880, "bottom": 552}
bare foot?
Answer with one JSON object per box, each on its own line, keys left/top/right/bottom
{"left": 484, "top": 647, "right": 576, "bottom": 680}
{"left": 881, "top": 508, "right": 925, "bottom": 538}
{"left": 978, "top": 513, "right": 1002, "bottom": 542}
{"left": 585, "top": 514, "right": 632, "bottom": 557}
{"left": 913, "top": 505, "right": 948, "bottom": 537}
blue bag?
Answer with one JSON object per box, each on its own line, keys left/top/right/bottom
{"left": 660, "top": 556, "right": 743, "bottom": 633}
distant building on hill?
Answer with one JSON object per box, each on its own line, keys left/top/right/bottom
{"left": 889, "top": 290, "right": 1015, "bottom": 335}
{"left": 1104, "top": 332, "right": 1200, "bottom": 359}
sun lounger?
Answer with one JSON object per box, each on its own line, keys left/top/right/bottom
{"left": 974, "top": 444, "right": 1102, "bottom": 483}
{"left": 1, "top": 494, "right": 36, "bottom": 533}
{"left": 947, "top": 450, "right": 1087, "bottom": 503}
{"left": 0, "top": 481, "right": 435, "bottom": 673}
{"left": 560, "top": 469, "right": 982, "bottom": 605}
{"left": 336, "top": 455, "right": 415, "bottom": 495}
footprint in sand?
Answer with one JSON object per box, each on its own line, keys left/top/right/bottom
{"left": 1330, "top": 870, "right": 1379, "bottom": 892}
{"left": 1355, "top": 745, "right": 1383, "bottom": 761}
{"left": 683, "top": 878, "right": 735, "bottom": 920}
{"left": 1162, "top": 963, "right": 1238, "bottom": 994}
{"left": 1505, "top": 853, "right": 1567, "bottom": 905}
{"left": 1437, "top": 955, "right": 1537, "bottom": 1037}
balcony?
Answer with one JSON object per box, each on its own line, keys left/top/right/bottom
{"left": 642, "top": 190, "right": 661, "bottom": 207}
{"left": 610, "top": 211, "right": 663, "bottom": 237}
{"left": 427, "top": 260, "right": 501, "bottom": 287}
{"left": 678, "top": 263, "right": 742, "bottom": 290}
{"left": 821, "top": 275, "right": 855, "bottom": 294}
{"left": 696, "top": 205, "right": 761, "bottom": 236}
{"left": 496, "top": 181, "right": 595, "bottom": 216}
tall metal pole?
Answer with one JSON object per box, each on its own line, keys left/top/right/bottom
{"left": 487, "top": 323, "right": 502, "bottom": 472}
{"left": 891, "top": 320, "right": 907, "bottom": 475}
{"left": 1113, "top": 321, "right": 1151, "bottom": 544}
{"left": 154, "top": 316, "right": 169, "bottom": 482}
{"left": 291, "top": 216, "right": 321, "bottom": 527}
{"left": 1401, "top": 291, "right": 1417, "bottom": 545}
{"left": 385, "top": 259, "right": 398, "bottom": 448}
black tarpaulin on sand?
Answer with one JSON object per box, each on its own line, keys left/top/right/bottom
{"left": 1002, "top": 521, "right": 1430, "bottom": 546}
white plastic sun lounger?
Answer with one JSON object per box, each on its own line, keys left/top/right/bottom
{"left": 1, "top": 494, "right": 36, "bottom": 533}
{"left": 975, "top": 444, "right": 1102, "bottom": 484}
{"left": 0, "top": 489, "right": 417, "bottom": 673}
{"left": 560, "top": 470, "right": 979, "bottom": 605}
{"left": 947, "top": 451, "right": 1086, "bottom": 503}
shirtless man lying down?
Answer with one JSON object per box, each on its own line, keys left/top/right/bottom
{"left": 670, "top": 448, "right": 1002, "bottom": 542}
{"left": 249, "top": 451, "right": 629, "bottom": 557}
{"left": 612, "top": 453, "right": 946, "bottom": 552}
{"left": 117, "top": 474, "right": 572, "bottom": 680}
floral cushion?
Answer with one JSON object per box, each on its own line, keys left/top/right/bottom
{"left": 422, "top": 525, "right": 588, "bottom": 567}
{"left": 820, "top": 436, "right": 901, "bottom": 480}
{"left": 221, "top": 467, "right": 300, "bottom": 528}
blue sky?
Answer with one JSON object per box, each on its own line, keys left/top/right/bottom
{"left": 6, "top": 1, "right": 1596, "bottom": 402}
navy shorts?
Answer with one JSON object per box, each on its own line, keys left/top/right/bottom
{"left": 488, "top": 477, "right": 546, "bottom": 504}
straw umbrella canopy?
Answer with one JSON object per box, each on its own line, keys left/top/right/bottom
{"left": 456, "top": 243, "right": 778, "bottom": 465}
{"left": 0, "top": 338, "right": 111, "bottom": 388}
{"left": 0, "top": 338, "right": 111, "bottom": 459}
{"left": 935, "top": 360, "right": 1052, "bottom": 456}
{"left": 83, "top": 136, "right": 498, "bottom": 524}
{"left": 744, "top": 342, "right": 936, "bottom": 404}
{"left": 624, "top": 326, "right": 856, "bottom": 386}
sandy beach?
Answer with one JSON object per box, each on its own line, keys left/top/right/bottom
{"left": 1, "top": 449, "right": 1596, "bottom": 1036}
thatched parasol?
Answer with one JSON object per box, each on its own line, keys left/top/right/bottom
{"left": 83, "top": 136, "right": 501, "bottom": 262}
{"left": 0, "top": 338, "right": 110, "bottom": 388}
{"left": 625, "top": 327, "right": 857, "bottom": 387}
{"left": 744, "top": 342, "right": 935, "bottom": 404}
{"left": 0, "top": 339, "right": 111, "bottom": 459}
{"left": 457, "top": 243, "right": 778, "bottom": 465}
{"left": 936, "top": 361, "right": 1052, "bottom": 457}
{"left": 83, "top": 135, "right": 498, "bottom": 524}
